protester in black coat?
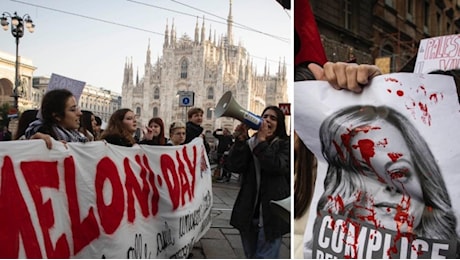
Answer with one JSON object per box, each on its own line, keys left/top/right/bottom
{"left": 184, "top": 107, "right": 210, "bottom": 153}
{"left": 213, "top": 128, "right": 234, "bottom": 181}
{"left": 213, "top": 128, "right": 234, "bottom": 154}
{"left": 226, "top": 106, "right": 290, "bottom": 259}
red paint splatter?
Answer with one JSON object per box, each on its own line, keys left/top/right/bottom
{"left": 341, "top": 133, "right": 352, "bottom": 150}
{"left": 354, "top": 125, "right": 381, "bottom": 133}
{"left": 418, "top": 101, "right": 431, "bottom": 126}
{"left": 377, "top": 138, "right": 388, "bottom": 147}
{"left": 327, "top": 194, "right": 345, "bottom": 212}
{"left": 389, "top": 168, "right": 409, "bottom": 181}
{"left": 387, "top": 152, "right": 403, "bottom": 162}
{"left": 429, "top": 93, "right": 444, "bottom": 103}
{"left": 396, "top": 90, "right": 404, "bottom": 96}
{"left": 387, "top": 89, "right": 392, "bottom": 93}
{"left": 417, "top": 85, "right": 426, "bottom": 95}
{"left": 352, "top": 139, "right": 375, "bottom": 167}
{"left": 333, "top": 140, "right": 345, "bottom": 162}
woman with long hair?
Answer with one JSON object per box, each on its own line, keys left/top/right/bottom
{"left": 101, "top": 108, "right": 137, "bottom": 147}
{"left": 317, "top": 105, "right": 459, "bottom": 256}
{"left": 14, "top": 109, "right": 38, "bottom": 140}
{"left": 139, "top": 117, "right": 167, "bottom": 145}
{"left": 293, "top": 62, "right": 382, "bottom": 258}
{"left": 25, "top": 89, "right": 87, "bottom": 148}
{"left": 78, "top": 110, "right": 96, "bottom": 141}
{"left": 226, "top": 105, "right": 290, "bottom": 259}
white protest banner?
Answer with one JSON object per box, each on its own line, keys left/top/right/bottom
{"left": 294, "top": 73, "right": 460, "bottom": 258}
{"left": 48, "top": 73, "right": 86, "bottom": 103}
{"left": 0, "top": 137, "right": 212, "bottom": 258}
{"left": 414, "top": 34, "right": 460, "bottom": 73}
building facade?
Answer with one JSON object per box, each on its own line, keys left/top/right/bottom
{"left": 0, "top": 51, "right": 36, "bottom": 111}
{"left": 310, "top": 0, "right": 460, "bottom": 73}
{"left": 121, "top": 1, "right": 288, "bottom": 140}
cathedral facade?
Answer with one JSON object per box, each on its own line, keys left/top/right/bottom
{"left": 121, "top": 2, "right": 288, "bottom": 139}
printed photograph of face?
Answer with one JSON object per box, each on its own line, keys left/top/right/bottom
{"left": 317, "top": 105, "right": 459, "bottom": 245}
{"left": 347, "top": 117, "right": 425, "bottom": 233}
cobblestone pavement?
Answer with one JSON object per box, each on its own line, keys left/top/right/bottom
{"left": 190, "top": 173, "right": 291, "bottom": 259}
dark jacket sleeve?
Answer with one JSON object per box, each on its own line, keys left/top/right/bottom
{"left": 253, "top": 138, "right": 290, "bottom": 177}
{"left": 103, "top": 135, "right": 133, "bottom": 147}
{"left": 138, "top": 139, "right": 157, "bottom": 145}
{"left": 212, "top": 129, "right": 222, "bottom": 138}
{"left": 204, "top": 137, "right": 210, "bottom": 154}
{"left": 185, "top": 122, "right": 202, "bottom": 144}
{"left": 226, "top": 139, "right": 251, "bottom": 174}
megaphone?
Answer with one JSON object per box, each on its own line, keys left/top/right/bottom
{"left": 214, "top": 91, "right": 262, "bottom": 129}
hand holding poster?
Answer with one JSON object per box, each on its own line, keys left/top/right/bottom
{"left": 0, "top": 138, "right": 212, "bottom": 258}
{"left": 294, "top": 73, "right": 460, "bottom": 258}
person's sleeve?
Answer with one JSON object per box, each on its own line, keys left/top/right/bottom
{"left": 138, "top": 139, "right": 156, "bottom": 145}
{"left": 294, "top": 0, "right": 327, "bottom": 66}
{"left": 253, "top": 138, "right": 290, "bottom": 177}
{"left": 212, "top": 129, "right": 222, "bottom": 138}
{"left": 204, "top": 139, "right": 210, "bottom": 154}
{"left": 226, "top": 140, "right": 251, "bottom": 173}
{"left": 25, "top": 119, "right": 44, "bottom": 139}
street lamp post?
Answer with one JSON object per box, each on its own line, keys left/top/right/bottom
{"left": 1, "top": 12, "right": 35, "bottom": 111}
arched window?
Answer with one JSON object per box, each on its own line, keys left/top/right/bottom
{"left": 207, "top": 87, "right": 214, "bottom": 99}
{"left": 206, "top": 107, "right": 213, "bottom": 120}
{"left": 153, "top": 107, "right": 158, "bottom": 117}
{"left": 136, "top": 106, "right": 141, "bottom": 116}
{"left": 154, "top": 87, "right": 160, "bottom": 99}
{"left": 180, "top": 59, "right": 188, "bottom": 79}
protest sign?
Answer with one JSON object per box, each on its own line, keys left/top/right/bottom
{"left": 0, "top": 137, "right": 212, "bottom": 258}
{"left": 48, "top": 73, "right": 86, "bottom": 103}
{"left": 413, "top": 34, "right": 460, "bottom": 73}
{"left": 295, "top": 73, "right": 460, "bottom": 258}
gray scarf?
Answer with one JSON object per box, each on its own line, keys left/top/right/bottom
{"left": 26, "top": 119, "right": 88, "bottom": 143}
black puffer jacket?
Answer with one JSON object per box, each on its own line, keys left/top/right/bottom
{"left": 227, "top": 136, "right": 290, "bottom": 241}
{"left": 103, "top": 134, "right": 134, "bottom": 147}
{"left": 185, "top": 121, "right": 210, "bottom": 153}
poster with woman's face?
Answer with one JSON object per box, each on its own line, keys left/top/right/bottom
{"left": 294, "top": 73, "right": 460, "bottom": 259}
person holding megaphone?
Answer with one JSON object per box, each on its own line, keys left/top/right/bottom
{"left": 225, "top": 105, "right": 290, "bottom": 259}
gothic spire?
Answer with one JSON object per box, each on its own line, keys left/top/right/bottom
{"left": 146, "top": 39, "right": 151, "bottom": 67}
{"left": 201, "top": 16, "right": 206, "bottom": 44}
{"left": 264, "top": 58, "right": 268, "bottom": 78}
{"left": 283, "top": 57, "right": 287, "bottom": 79}
{"left": 164, "top": 19, "right": 169, "bottom": 48}
{"left": 194, "top": 16, "right": 199, "bottom": 43}
{"left": 171, "top": 19, "right": 176, "bottom": 47}
{"left": 227, "top": 0, "right": 233, "bottom": 46}
{"left": 129, "top": 57, "right": 133, "bottom": 85}
{"left": 208, "top": 24, "right": 212, "bottom": 42}
{"left": 123, "top": 57, "right": 128, "bottom": 84}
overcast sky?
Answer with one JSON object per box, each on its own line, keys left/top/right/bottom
{"left": 0, "top": 0, "right": 292, "bottom": 96}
